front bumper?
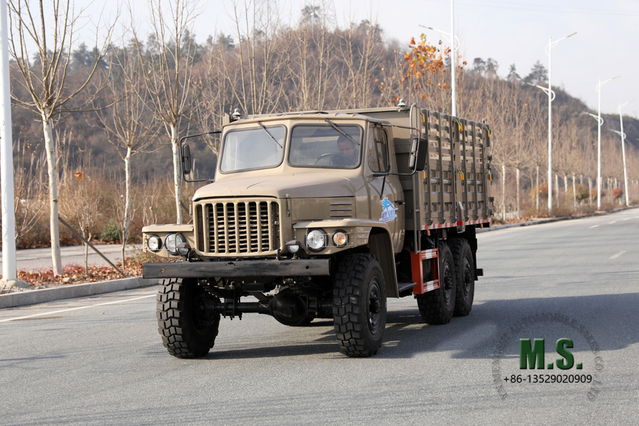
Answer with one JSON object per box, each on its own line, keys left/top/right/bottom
{"left": 143, "top": 258, "right": 330, "bottom": 279}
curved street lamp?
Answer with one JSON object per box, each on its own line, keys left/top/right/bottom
{"left": 418, "top": 23, "right": 461, "bottom": 116}
{"left": 527, "top": 82, "right": 556, "bottom": 101}
{"left": 545, "top": 32, "right": 577, "bottom": 213}
{"left": 595, "top": 76, "right": 620, "bottom": 209}
{"left": 612, "top": 100, "right": 632, "bottom": 207}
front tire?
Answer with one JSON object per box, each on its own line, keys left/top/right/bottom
{"left": 156, "top": 278, "right": 220, "bottom": 358}
{"left": 333, "top": 254, "right": 387, "bottom": 357}
{"left": 416, "top": 242, "right": 457, "bottom": 324}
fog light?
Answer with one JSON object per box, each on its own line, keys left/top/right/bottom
{"left": 148, "top": 235, "right": 162, "bottom": 252}
{"left": 286, "top": 240, "right": 302, "bottom": 254}
{"left": 332, "top": 231, "right": 348, "bottom": 247}
{"left": 177, "top": 242, "right": 191, "bottom": 257}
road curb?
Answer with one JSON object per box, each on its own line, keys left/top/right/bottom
{"left": 477, "top": 205, "right": 639, "bottom": 233}
{"left": 0, "top": 277, "right": 158, "bottom": 309}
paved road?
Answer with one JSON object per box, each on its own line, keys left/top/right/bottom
{"left": 0, "top": 244, "right": 141, "bottom": 272}
{"left": 0, "top": 210, "right": 638, "bottom": 425}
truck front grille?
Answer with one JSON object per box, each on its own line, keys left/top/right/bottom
{"left": 195, "top": 199, "right": 280, "bottom": 256}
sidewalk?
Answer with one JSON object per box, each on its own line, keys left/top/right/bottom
{"left": 0, "top": 243, "right": 157, "bottom": 309}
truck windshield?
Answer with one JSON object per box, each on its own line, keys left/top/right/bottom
{"left": 219, "top": 125, "right": 286, "bottom": 172}
{"left": 289, "top": 125, "right": 362, "bottom": 168}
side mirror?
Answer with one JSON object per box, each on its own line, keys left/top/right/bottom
{"left": 181, "top": 143, "right": 192, "bottom": 175}
{"left": 408, "top": 138, "right": 428, "bottom": 172}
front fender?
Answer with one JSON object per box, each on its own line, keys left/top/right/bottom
{"left": 142, "top": 224, "right": 195, "bottom": 258}
{"left": 293, "top": 219, "right": 399, "bottom": 297}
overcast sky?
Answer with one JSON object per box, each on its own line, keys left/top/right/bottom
{"left": 88, "top": 0, "right": 639, "bottom": 119}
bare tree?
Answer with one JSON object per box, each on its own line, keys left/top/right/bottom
{"left": 221, "top": 0, "right": 287, "bottom": 115}
{"left": 13, "top": 138, "right": 46, "bottom": 245}
{"left": 286, "top": 3, "right": 333, "bottom": 111}
{"left": 334, "top": 18, "right": 385, "bottom": 108}
{"left": 131, "top": 0, "right": 203, "bottom": 224}
{"left": 59, "top": 162, "right": 104, "bottom": 275}
{"left": 94, "top": 45, "right": 157, "bottom": 267}
{"left": 8, "top": 0, "right": 113, "bottom": 274}
{"left": 509, "top": 84, "right": 534, "bottom": 219}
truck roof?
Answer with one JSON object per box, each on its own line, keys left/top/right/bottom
{"left": 226, "top": 107, "right": 409, "bottom": 128}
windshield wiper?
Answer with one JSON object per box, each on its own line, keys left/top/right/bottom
{"left": 325, "top": 119, "right": 358, "bottom": 146}
{"left": 257, "top": 122, "right": 283, "bottom": 148}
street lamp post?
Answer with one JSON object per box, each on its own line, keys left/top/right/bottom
{"left": 612, "top": 101, "right": 631, "bottom": 207}
{"left": 419, "top": 0, "right": 460, "bottom": 117}
{"left": 418, "top": 24, "right": 460, "bottom": 116}
{"left": 1, "top": 0, "right": 19, "bottom": 285}
{"left": 545, "top": 32, "right": 577, "bottom": 213}
{"left": 595, "top": 76, "right": 620, "bottom": 210}
{"left": 527, "top": 83, "right": 555, "bottom": 208}
{"left": 450, "top": 0, "right": 456, "bottom": 116}
{"left": 582, "top": 112, "right": 604, "bottom": 206}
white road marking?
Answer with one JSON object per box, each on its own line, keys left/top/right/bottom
{"left": 609, "top": 251, "right": 627, "bottom": 260}
{"left": 0, "top": 294, "right": 155, "bottom": 324}
{"left": 589, "top": 225, "right": 599, "bottom": 229}
{"left": 609, "top": 221, "right": 617, "bottom": 224}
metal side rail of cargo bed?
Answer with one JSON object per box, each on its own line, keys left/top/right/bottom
{"left": 143, "top": 258, "right": 330, "bottom": 279}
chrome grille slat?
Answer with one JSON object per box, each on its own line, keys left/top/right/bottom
{"left": 198, "top": 199, "right": 279, "bottom": 255}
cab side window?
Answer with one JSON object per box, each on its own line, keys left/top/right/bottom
{"left": 368, "top": 126, "right": 390, "bottom": 173}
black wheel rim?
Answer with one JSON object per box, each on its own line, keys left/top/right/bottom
{"left": 442, "top": 261, "right": 454, "bottom": 305}
{"left": 368, "top": 279, "right": 383, "bottom": 333}
{"left": 190, "top": 288, "right": 215, "bottom": 334}
{"left": 462, "top": 258, "right": 472, "bottom": 296}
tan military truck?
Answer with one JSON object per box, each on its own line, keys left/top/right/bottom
{"left": 143, "top": 102, "right": 493, "bottom": 358}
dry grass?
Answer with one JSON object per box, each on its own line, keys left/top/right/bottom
{"left": 1, "top": 250, "right": 171, "bottom": 292}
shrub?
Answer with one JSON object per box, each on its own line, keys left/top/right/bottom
{"left": 100, "top": 221, "right": 121, "bottom": 243}
{"left": 575, "top": 184, "right": 589, "bottom": 201}
{"left": 612, "top": 188, "right": 623, "bottom": 200}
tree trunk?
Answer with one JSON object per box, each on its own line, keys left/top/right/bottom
{"left": 535, "top": 165, "right": 539, "bottom": 211}
{"left": 555, "top": 173, "right": 559, "bottom": 208}
{"left": 516, "top": 167, "right": 521, "bottom": 220}
{"left": 84, "top": 232, "right": 89, "bottom": 275}
{"left": 588, "top": 177, "right": 593, "bottom": 206}
{"left": 535, "top": 166, "right": 539, "bottom": 211}
{"left": 121, "top": 147, "right": 132, "bottom": 269}
{"left": 501, "top": 163, "right": 506, "bottom": 222}
{"left": 42, "top": 114, "right": 63, "bottom": 275}
{"left": 572, "top": 173, "right": 577, "bottom": 209}
{"left": 171, "top": 125, "right": 183, "bottom": 224}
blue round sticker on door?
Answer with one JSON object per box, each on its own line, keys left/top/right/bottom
{"left": 380, "top": 197, "right": 398, "bottom": 222}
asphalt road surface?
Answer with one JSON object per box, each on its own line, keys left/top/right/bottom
{"left": 1, "top": 209, "right": 638, "bottom": 425}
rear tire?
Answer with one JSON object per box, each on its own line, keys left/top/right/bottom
{"left": 333, "top": 254, "right": 387, "bottom": 357}
{"left": 451, "top": 239, "right": 475, "bottom": 316}
{"left": 156, "top": 278, "right": 220, "bottom": 358}
{"left": 416, "top": 243, "right": 456, "bottom": 324}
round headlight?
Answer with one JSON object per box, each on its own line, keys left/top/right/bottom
{"left": 332, "top": 231, "right": 348, "bottom": 247}
{"left": 165, "top": 233, "right": 186, "bottom": 255}
{"left": 148, "top": 235, "right": 162, "bottom": 252}
{"left": 306, "top": 229, "right": 327, "bottom": 252}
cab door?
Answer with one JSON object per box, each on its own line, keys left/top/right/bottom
{"left": 366, "top": 124, "right": 405, "bottom": 253}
